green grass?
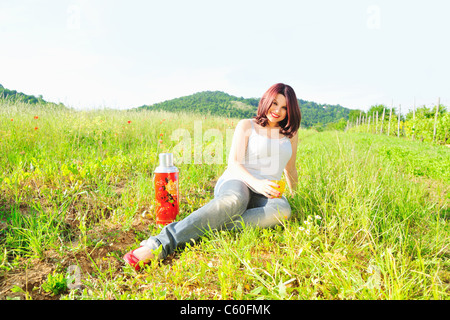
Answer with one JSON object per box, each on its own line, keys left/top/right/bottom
{"left": 346, "top": 133, "right": 450, "bottom": 183}
{"left": 0, "top": 100, "right": 449, "bottom": 300}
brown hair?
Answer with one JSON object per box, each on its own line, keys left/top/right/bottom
{"left": 253, "top": 83, "right": 301, "bottom": 138}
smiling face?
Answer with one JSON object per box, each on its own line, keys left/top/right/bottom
{"left": 266, "top": 93, "right": 287, "bottom": 127}
{"left": 254, "top": 83, "right": 301, "bottom": 138}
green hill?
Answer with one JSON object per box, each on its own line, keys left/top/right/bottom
{"left": 1, "top": 83, "right": 47, "bottom": 104}
{"left": 137, "top": 91, "right": 258, "bottom": 119}
{"left": 0, "top": 83, "right": 65, "bottom": 108}
{"left": 1, "top": 83, "right": 354, "bottom": 128}
{"left": 137, "top": 91, "right": 352, "bottom": 128}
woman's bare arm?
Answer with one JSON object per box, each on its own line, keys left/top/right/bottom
{"left": 284, "top": 131, "right": 299, "bottom": 196}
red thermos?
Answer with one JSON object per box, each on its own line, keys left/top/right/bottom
{"left": 154, "top": 153, "right": 179, "bottom": 225}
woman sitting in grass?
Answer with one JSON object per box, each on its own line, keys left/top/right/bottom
{"left": 124, "top": 83, "right": 301, "bottom": 270}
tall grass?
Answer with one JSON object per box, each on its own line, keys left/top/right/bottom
{"left": 0, "top": 100, "right": 448, "bottom": 299}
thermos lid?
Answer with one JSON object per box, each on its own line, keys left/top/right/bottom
{"left": 154, "top": 153, "right": 179, "bottom": 173}
{"left": 159, "top": 153, "right": 173, "bottom": 167}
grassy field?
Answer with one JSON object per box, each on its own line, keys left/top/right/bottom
{"left": 0, "top": 100, "right": 449, "bottom": 300}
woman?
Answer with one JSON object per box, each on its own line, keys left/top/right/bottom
{"left": 124, "top": 83, "right": 301, "bottom": 270}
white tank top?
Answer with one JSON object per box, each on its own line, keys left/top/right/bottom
{"left": 215, "top": 119, "right": 293, "bottom": 195}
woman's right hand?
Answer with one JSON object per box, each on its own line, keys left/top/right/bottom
{"left": 250, "top": 178, "right": 281, "bottom": 199}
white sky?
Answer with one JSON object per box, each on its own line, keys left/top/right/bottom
{"left": 1, "top": 0, "right": 449, "bottom": 113}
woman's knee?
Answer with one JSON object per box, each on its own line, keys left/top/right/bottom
{"left": 270, "top": 200, "right": 292, "bottom": 222}
{"left": 216, "top": 180, "right": 250, "bottom": 211}
{"left": 219, "top": 189, "right": 249, "bottom": 212}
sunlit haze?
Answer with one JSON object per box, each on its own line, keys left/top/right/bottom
{"left": 1, "top": 0, "right": 449, "bottom": 113}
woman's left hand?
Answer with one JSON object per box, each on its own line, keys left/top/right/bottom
{"left": 249, "top": 178, "right": 281, "bottom": 199}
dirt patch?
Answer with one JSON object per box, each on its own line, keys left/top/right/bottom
{"left": 0, "top": 215, "right": 155, "bottom": 300}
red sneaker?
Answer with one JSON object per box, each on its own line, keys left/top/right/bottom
{"left": 123, "top": 247, "right": 150, "bottom": 271}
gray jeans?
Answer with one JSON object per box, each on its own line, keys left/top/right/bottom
{"left": 140, "top": 179, "right": 292, "bottom": 259}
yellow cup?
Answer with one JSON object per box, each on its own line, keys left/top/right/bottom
{"left": 271, "top": 180, "right": 286, "bottom": 198}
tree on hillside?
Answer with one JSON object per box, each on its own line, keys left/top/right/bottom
{"left": 406, "top": 104, "right": 447, "bottom": 120}
{"left": 348, "top": 109, "right": 364, "bottom": 122}
{"left": 325, "top": 118, "right": 347, "bottom": 131}
{"left": 367, "top": 104, "right": 390, "bottom": 116}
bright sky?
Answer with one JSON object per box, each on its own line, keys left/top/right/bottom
{"left": 1, "top": 0, "right": 449, "bottom": 113}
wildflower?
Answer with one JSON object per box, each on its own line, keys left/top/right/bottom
{"left": 299, "top": 226, "right": 305, "bottom": 231}
{"left": 160, "top": 133, "right": 164, "bottom": 137}
{"left": 34, "top": 116, "right": 39, "bottom": 119}
{"left": 11, "top": 119, "right": 13, "bottom": 121}
{"left": 128, "top": 120, "right": 132, "bottom": 124}
{"left": 159, "top": 139, "right": 163, "bottom": 144}
{"left": 34, "top": 127, "right": 38, "bottom": 130}
{"left": 314, "top": 215, "right": 321, "bottom": 220}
